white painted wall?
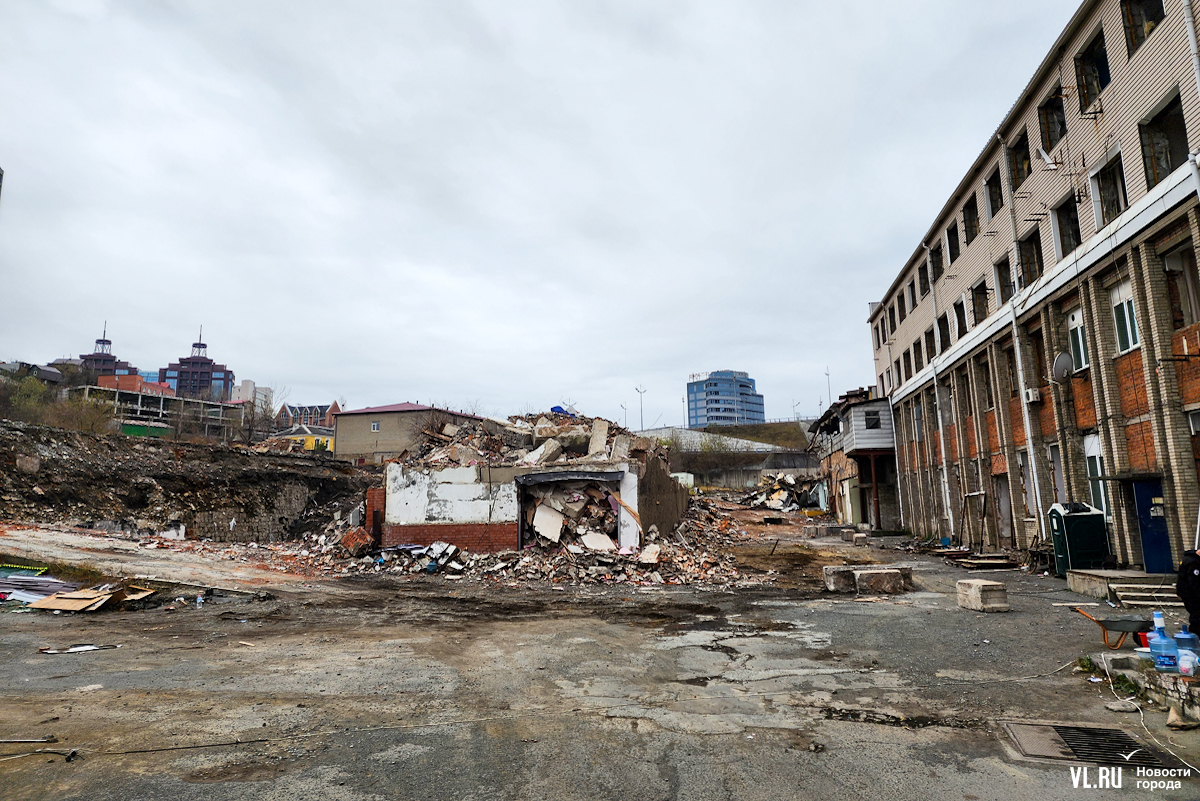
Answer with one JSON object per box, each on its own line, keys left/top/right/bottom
{"left": 384, "top": 464, "right": 518, "bottom": 526}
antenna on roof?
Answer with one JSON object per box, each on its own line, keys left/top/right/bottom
{"left": 96, "top": 320, "right": 112, "bottom": 354}
{"left": 191, "top": 325, "right": 208, "bottom": 358}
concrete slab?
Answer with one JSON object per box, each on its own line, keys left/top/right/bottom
{"left": 956, "top": 579, "right": 1010, "bottom": 612}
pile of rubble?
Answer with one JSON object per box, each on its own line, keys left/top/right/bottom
{"left": 741, "top": 474, "right": 813, "bottom": 512}
{"left": 398, "top": 412, "right": 652, "bottom": 469}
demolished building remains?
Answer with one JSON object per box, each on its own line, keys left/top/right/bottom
{"left": 807, "top": 388, "right": 900, "bottom": 530}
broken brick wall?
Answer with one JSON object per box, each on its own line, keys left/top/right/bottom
{"left": 381, "top": 522, "right": 519, "bottom": 552}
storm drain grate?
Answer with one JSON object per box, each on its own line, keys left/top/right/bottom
{"left": 1004, "top": 722, "right": 1164, "bottom": 767}
{"left": 1052, "top": 726, "right": 1162, "bottom": 767}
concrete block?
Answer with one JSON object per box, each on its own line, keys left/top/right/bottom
{"left": 532, "top": 504, "right": 564, "bottom": 543}
{"left": 520, "top": 438, "right": 562, "bottom": 465}
{"left": 823, "top": 565, "right": 856, "bottom": 593}
{"left": 841, "top": 528, "right": 857, "bottom": 542}
{"left": 956, "top": 579, "right": 1010, "bottom": 612}
{"left": 853, "top": 569, "right": 905, "bottom": 594}
{"left": 853, "top": 533, "right": 869, "bottom": 547}
{"left": 588, "top": 419, "right": 610, "bottom": 456}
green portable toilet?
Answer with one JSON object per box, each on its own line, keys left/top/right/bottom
{"left": 1048, "top": 502, "right": 1109, "bottom": 577}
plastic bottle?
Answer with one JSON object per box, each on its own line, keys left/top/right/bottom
{"left": 1174, "top": 623, "right": 1199, "bottom": 653}
{"left": 195, "top": 594, "right": 204, "bottom": 610}
{"left": 1179, "top": 649, "right": 1198, "bottom": 677}
{"left": 1150, "top": 611, "right": 1179, "bottom": 673}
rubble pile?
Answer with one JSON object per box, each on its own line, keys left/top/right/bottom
{"left": 398, "top": 412, "right": 655, "bottom": 469}
{"left": 741, "top": 474, "right": 813, "bottom": 511}
{"left": 0, "top": 419, "right": 374, "bottom": 541}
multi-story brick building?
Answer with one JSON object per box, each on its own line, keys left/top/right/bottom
{"left": 871, "top": 0, "right": 1200, "bottom": 573}
{"left": 158, "top": 338, "right": 235, "bottom": 402}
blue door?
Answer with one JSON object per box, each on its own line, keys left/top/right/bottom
{"left": 1132, "top": 480, "right": 1173, "bottom": 573}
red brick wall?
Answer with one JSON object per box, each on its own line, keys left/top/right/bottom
{"left": 932, "top": 436, "right": 941, "bottom": 465}
{"left": 991, "top": 453, "right": 1007, "bottom": 475}
{"left": 381, "top": 523, "right": 519, "bottom": 553}
{"left": 1174, "top": 322, "right": 1200, "bottom": 405}
{"left": 1116, "top": 350, "right": 1148, "bottom": 418}
{"left": 1037, "top": 385, "right": 1056, "bottom": 437}
{"left": 946, "top": 424, "right": 958, "bottom": 462}
{"left": 986, "top": 411, "right": 1000, "bottom": 453}
{"left": 1125, "top": 421, "right": 1157, "bottom": 473}
{"left": 365, "top": 487, "right": 386, "bottom": 540}
{"left": 1072, "top": 373, "right": 1097, "bottom": 429}
{"left": 1008, "top": 398, "right": 1026, "bottom": 446}
{"left": 965, "top": 415, "right": 978, "bottom": 458}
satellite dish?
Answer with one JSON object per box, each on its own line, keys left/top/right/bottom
{"left": 1052, "top": 351, "right": 1074, "bottom": 382}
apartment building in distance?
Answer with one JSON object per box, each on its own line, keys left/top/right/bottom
{"left": 686, "top": 370, "right": 766, "bottom": 428}
{"left": 870, "top": 0, "right": 1200, "bottom": 573}
{"left": 158, "top": 337, "right": 235, "bottom": 402}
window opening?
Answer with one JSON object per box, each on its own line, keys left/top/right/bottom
{"left": 972, "top": 281, "right": 989, "bottom": 325}
{"left": 1009, "top": 131, "right": 1033, "bottom": 189}
{"left": 864, "top": 411, "right": 881, "bottom": 429}
{"left": 1164, "top": 245, "right": 1200, "bottom": 330}
{"left": 986, "top": 169, "right": 1004, "bottom": 219}
{"left": 954, "top": 300, "right": 969, "bottom": 338}
{"left": 1140, "top": 94, "right": 1188, "bottom": 191}
{"left": 1019, "top": 230, "right": 1045, "bottom": 288}
{"left": 913, "top": 339, "right": 924, "bottom": 372}
{"left": 1121, "top": 0, "right": 1164, "bottom": 57}
{"left": 964, "top": 196, "right": 980, "bottom": 244}
{"left": 1111, "top": 278, "right": 1140, "bottom": 353}
{"left": 931, "top": 245, "right": 945, "bottom": 282}
{"left": 997, "top": 258, "right": 1014, "bottom": 304}
{"left": 937, "top": 314, "right": 952, "bottom": 354}
{"left": 947, "top": 223, "right": 961, "bottom": 262}
{"left": 1096, "top": 156, "right": 1128, "bottom": 225}
{"left": 1067, "top": 308, "right": 1090, "bottom": 370}
{"left": 1075, "top": 29, "right": 1111, "bottom": 111}
{"left": 1039, "top": 90, "right": 1068, "bottom": 152}
{"left": 918, "top": 262, "right": 930, "bottom": 296}
{"left": 1055, "top": 197, "right": 1082, "bottom": 258}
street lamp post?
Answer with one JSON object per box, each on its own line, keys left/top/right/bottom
{"left": 635, "top": 386, "right": 646, "bottom": 431}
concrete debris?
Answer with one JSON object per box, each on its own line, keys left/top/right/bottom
{"left": 741, "top": 473, "right": 817, "bottom": 512}
{"left": 579, "top": 530, "right": 616, "bottom": 551}
{"left": 532, "top": 505, "right": 565, "bottom": 543}
{"left": 956, "top": 579, "right": 1010, "bottom": 613}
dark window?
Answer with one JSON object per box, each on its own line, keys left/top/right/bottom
{"left": 928, "top": 389, "right": 940, "bottom": 431}
{"left": 1031, "top": 329, "right": 1047, "bottom": 384}
{"left": 931, "top": 246, "right": 944, "bottom": 282}
{"left": 937, "top": 313, "right": 952, "bottom": 353}
{"left": 918, "top": 262, "right": 930, "bottom": 296}
{"left": 997, "top": 259, "right": 1014, "bottom": 303}
{"left": 1056, "top": 197, "right": 1082, "bottom": 257}
{"left": 1005, "top": 348, "right": 1018, "bottom": 397}
{"left": 895, "top": 358, "right": 902, "bottom": 384}
{"left": 1121, "top": 0, "right": 1165, "bottom": 57}
{"left": 1009, "top": 131, "right": 1033, "bottom": 189}
{"left": 903, "top": 351, "right": 913, "bottom": 381}
{"left": 1140, "top": 95, "right": 1189, "bottom": 191}
{"left": 1075, "top": 29, "right": 1111, "bottom": 111}
{"left": 864, "top": 411, "right": 881, "bottom": 429}
{"left": 979, "top": 359, "right": 994, "bottom": 409}
{"left": 947, "top": 223, "right": 960, "bottom": 262}
{"left": 1166, "top": 246, "right": 1200, "bottom": 330}
{"left": 888, "top": 304, "right": 897, "bottom": 333}
{"left": 953, "top": 299, "right": 969, "bottom": 337}
{"left": 1018, "top": 229, "right": 1045, "bottom": 288}
{"left": 972, "top": 281, "right": 989, "bottom": 324}
{"left": 873, "top": 324, "right": 881, "bottom": 350}
{"left": 913, "top": 340, "right": 924, "bottom": 371}
{"left": 963, "top": 196, "right": 980, "bottom": 244}
{"left": 907, "top": 280, "right": 918, "bottom": 311}
{"left": 959, "top": 371, "right": 973, "bottom": 417}
{"left": 898, "top": 293, "right": 907, "bottom": 323}
{"left": 986, "top": 169, "right": 1004, "bottom": 218}
{"left": 925, "top": 328, "right": 937, "bottom": 362}
{"left": 1096, "top": 155, "right": 1128, "bottom": 225}
{"left": 1039, "top": 90, "right": 1068, "bottom": 152}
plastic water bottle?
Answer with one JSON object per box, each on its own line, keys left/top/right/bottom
{"left": 1174, "top": 623, "right": 1199, "bottom": 653}
{"left": 1150, "top": 611, "right": 1179, "bottom": 673}
{"left": 195, "top": 594, "right": 204, "bottom": 610}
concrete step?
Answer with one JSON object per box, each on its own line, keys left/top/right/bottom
{"left": 1118, "top": 600, "right": 1186, "bottom": 608}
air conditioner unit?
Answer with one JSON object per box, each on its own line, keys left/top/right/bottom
{"left": 1024, "top": 387, "right": 1042, "bottom": 403}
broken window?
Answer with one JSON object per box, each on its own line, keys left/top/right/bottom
{"left": 1111, "top": 277, "right": 1140, "bottom": 353}
{"left": 907, "top": 280, "right": 918, "bottom": 311}
{"left": 1165, "top": 245, "right": 1199, "bottom": 330}
{"left": 913, "top": 339, "right": 924, "bottom": 371}
{"left": 1018, "top": 229, "right": 1045, "bottom": 288}
{"left": 947, "top": 222, "right": 961, "bottom": 262}
{"left": 1039, "top": 90, "right": 1068, "bottom": 152}
{"left": 873, "top": 323, "right": 881, "bottom": 350}
{"left": 1121, "top": 0, "right": 1164, "bottom": 56}
{"left": 971, "top": 280, "right": 989, "bottom": 325}
{"left": 894, "top": 358, "right": 902, "bottom": 385}
{"left": 903, "top": 350, "right": 913, "bottom": 381}
{"left": 864, "top": 410, "right": 881, "bottom": 429}
{"left": 898, "top": 293, "right": 907, "bottom": 323}
{"left": 888, "top": 304, "right": 897, "bottom": 333}
{"left": 1055, "top": 197, "right": 1082, "bottom": 258}
{"left": 1095, "top": 155, "right": 1128, "bottom": 226}
{"left": 1009, "top": 131, "right": 1033, "bottom": 189}
{"left": 997, "top": 258, "right": 1014, "bottom": 303}
{"left": 918, "top": 262, "right": 930, "bottom": 296}
{"left": 986, "top": 169, "right": 1004, "bottom": 219}
{"left": 1004, "top": 347, "right": 1018, "bottom": 397}
{"left": 1140, "top": 94, "right": 1189, "bottom": 191}
{"left": 1075, "top": 29, "right": 1111, "bottom": 111}
{"left": 925, "top": 328, "right": 937, "bottom": 363}
{"left": 953, "top": 299, "right": 969, "bottom": 338}
{"left": 937, "top": 313, "right": 952, "bottom": 353}
{"left": 1067, "top": 308, "right": 1090, "bottom": 370}
{"left": 963, "top": 196, "right": 980, "bottom": 244}
{"left": 931, "top": 245, "right": 944, "bottom": 282}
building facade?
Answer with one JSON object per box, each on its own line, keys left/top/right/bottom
{"left": 276, "top": 401, "right": 340, "bottom": 430}
{"left": 158, "top": 339, "right": 235, "bottom": 402}
{"left": 686, "top": 370, "right": 766, "bottom": 428}
{"left": 76, "top": 333, "right": 137, "bottom": 377}
{"left": 808, "top": 389, "right": 900, "bottom": 530}
{"left": 870, "top": 0, "right": 1200, "bottom": 573}
{"left": 333, "top": 403, "right": 483, "bottom": 464}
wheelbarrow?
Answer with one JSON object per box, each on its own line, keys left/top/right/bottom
{"left": 1073, "top": 607, "right": 1153, "bottom": 649}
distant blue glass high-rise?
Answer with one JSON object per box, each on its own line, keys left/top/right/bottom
{"left": 686, "top": 371, "right": 765, "bottom": 428}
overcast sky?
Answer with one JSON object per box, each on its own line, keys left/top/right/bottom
{"left": 0, "top": 0, "right": 1081, "bottom": 427}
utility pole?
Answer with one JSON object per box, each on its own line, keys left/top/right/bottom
{"left": 635, "top": 386, "right": 646, "bottom": 431}
{"left": 620, "top": 403, "right": 627, "bottom": 429}
{"left": 825, "top": 367, "right": 832, "bottom": 409}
